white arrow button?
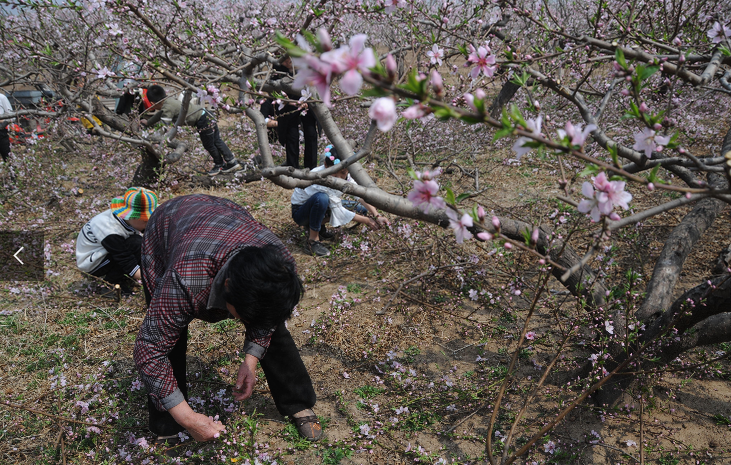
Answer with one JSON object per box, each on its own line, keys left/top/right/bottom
{"left": 13, "top": 247, "right": 24, "bottom": 265}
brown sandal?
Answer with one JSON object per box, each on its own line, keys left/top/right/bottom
{"left": 290, "top": 415, "right": 323, "bottom": 441}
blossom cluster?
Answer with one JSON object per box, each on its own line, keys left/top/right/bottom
{"left": 292, "top": 31, "right": 375, "bottom": 107}
{"left": 577, "top": 172, "right": 632, "bottom": 222}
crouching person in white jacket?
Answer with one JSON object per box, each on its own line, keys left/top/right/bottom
{"left": 76, "top": 187, "right": 158, "bottom": 294}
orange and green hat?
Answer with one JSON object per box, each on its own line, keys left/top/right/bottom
{"left": 111, "top": 187, "right": 158, "bottom": 221}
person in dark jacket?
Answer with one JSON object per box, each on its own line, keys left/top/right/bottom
{"left": 274, "top": 57, "right": 319, "bottom": 169}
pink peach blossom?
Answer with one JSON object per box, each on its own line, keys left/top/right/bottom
{"left": 447, "top": 209, "right": 473, "bottom": 244}
{"left": 466, "top": 44, "right": 497, "bottom": 79}
{"left": 369, "top": 97, "right": 398, "bottom": 131}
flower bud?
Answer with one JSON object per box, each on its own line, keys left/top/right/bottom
{"left": 620, "top": 89, "right": 630, "bottom": 96}
{"left": 430, "top": 70, "right": 444, "bottom": 96}
{"left": 647, "top": 182, "right": 655, "bottom": 191}
{"left": 492, "top": 216, "right": 501, "bottom": 230}
{"left": 609, "top": 212, "right": 621, "bottom": 221}
{"left": 672, "top": 37, "right": 682, "bottom": 46}
{"left": 477, "top": 205, "right": 485, "bottom": 222}
{"left": 679, "top": 54, "right": 685, "bottom": 63}
{"left": 504, "top": 242, "right": 513, "bottom": 249}
{"left": 385, "top": 54, "right": 397, "bottom": 80}
{"left": 317, "top": 28, "right": 332, "bottom": 51}
{"left": 685, "top": 192, "right": 692, "bottom": 199}
{"left": 476, "top": 231, "right": 492, "bottom": 241}
{"left": 653, "top": 123, "right": 662, "bottom": 130}
{"left": 531, "top": 228, "right": 539, "bottom": 244}
{"left": 639, "top": 102, "right": 648, "bottom": 113}
{"left": 475, "top": 88, "right": 486, "bottom": 100}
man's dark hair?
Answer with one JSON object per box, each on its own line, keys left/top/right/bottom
{"left": 223, "top": 245, "right": 304, "bottom": 329}
{"left": 146, "top": 85, "right": 167, "bottom": 103}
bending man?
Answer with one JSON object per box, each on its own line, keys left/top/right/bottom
{"left": 134, "top": 194, "right": 321, "bottom": 443}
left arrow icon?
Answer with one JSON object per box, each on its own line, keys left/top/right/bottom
{"left": 13, "top": 247, "right": 24, "bottom": 265}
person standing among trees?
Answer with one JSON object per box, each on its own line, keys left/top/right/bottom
{"left": 273, "top": 56, "right": 319, "bottom": 169}
{"left": 134, "top": 194, "right": 323, "bottom": 445}
{"left": 141, "top": 85, "right": 242, "bottom": 177}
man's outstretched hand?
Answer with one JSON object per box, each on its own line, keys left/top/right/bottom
{"left": 185, "top": 412, "right": 227, "bottom": 442}
{"left": 233, "top": 354, "right": 259, "bottom": 401}
{"left": 168, "top": 402, "right": 226, "bottom": 442}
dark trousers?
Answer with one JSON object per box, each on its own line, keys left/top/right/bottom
{"left": 196, "top": 115, "right": 234, "bottom": 166}
{"left": 292, "top": 192, "right": 329, "bottom": 233}
{"left": 277, "top": 111, "right": 318, "bottom": 169}
{"left": 91, "top": 235, "right": 141, "bottom": 288}
{"left": 0, "top": 127, "right": 9, "bottom": 163}
{"left": 142, "top": 286, "right": 317, "bottom": 436}
{"left": 301, "top": 111, "right": 318, "bottom": 169}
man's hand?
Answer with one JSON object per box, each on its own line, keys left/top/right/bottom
{"left": 233, "top": 354, "right": 259, "bottom": 401}
{"left": 182, "top": 412, "right": 227, "bottom": 442}
{"left": 140, "top": 119, "right": 148, "bottom": 127}
{"left": 168, "top": 401, "right": 226, "bottom": 442}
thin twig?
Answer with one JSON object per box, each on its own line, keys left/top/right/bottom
{"left": 640, "top": 394, "right": 645, "bottom": 465}
{"left": 376, "top": 262, "right": 468, "bottom": 315}
{"left": 0, "top": 401, "right": 112, "bottom": 429}
{"left": 61, "top": 430, "right": 67, "bottom": 465}
{"left": 444, "top": 403, "right": 487, "bottom": 434}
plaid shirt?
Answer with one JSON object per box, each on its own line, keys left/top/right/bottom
{"left": 134, "top": 194, "right": 296, "bottom": 411}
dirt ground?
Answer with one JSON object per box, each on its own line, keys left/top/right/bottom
{"left": 0, "top": 113, "right": 730, "bottom": 465}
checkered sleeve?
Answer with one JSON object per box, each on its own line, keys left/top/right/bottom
{"left": 243, "top": 327, "right": 275, "bottom": 359}
{"left": 133, "top": 269, "right": 194, "bottom": 411}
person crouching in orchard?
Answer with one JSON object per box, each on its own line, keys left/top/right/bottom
{"left": 75, "top": 187, "right": 158, "bottom": 295}
{"left": 290, "top": 146, "right": 389, "bottom": 257}
{"left": 134, "top": 194, "right": 322, "bottom": 445}
{"left": 140, "top": 85, "right": 242, "bottom": 177}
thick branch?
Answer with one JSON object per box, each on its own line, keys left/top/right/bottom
{"left": 636, "top": 170, "right": 729, "bottom": 320}
{"left": 658, "top": 313, "right": 731, "bottom": 364}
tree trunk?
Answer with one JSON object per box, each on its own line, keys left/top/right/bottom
{"left": 131, "top": 147, "right": 163, "bottom": 187}
{"left": 489, "top": 81, "right": 521, "bottom": 118}
{"left": 635, "top": 172, "right": 728, "bottom": 322}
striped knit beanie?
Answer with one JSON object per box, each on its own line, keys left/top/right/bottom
{"left": 111, "top": 187, "right": 158, "bottom": 221}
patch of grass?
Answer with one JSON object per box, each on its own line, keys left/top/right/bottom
{"left": 60, "top": 310, "right": 90, "bottom": 327}
{"left": 212, "top": 319, "right": 238, "bottom": 333}
{"left": 354, "top": 385, "right": 383, "bottom": 399}
{"left": 401, "top": 410, "right": 441, "bottom": 431}
{"left": 489, "top": 364, "right": 508, "bottom": 380}
{"left": 712, "top": 413, "right": 731, "bottom": 426}
{"left": 26, "top": 358, "right": 58, "bottom": 373}
{"left": 346, "top": 283, "right": 362, "bottom": 293}
{"left": 280, "top": 415, "right": 330, "bottom": 451}
{"left": 320, "top": 446, "right": 352, "bottom": 464}
{"left": 657, "top": 453, "right": 680, "bottom": 465}
{"left": 403, "top": 345, "right": 420, "bottom": 362}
